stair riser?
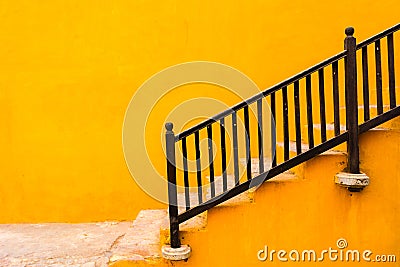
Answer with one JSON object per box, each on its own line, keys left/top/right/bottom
{"left": 338, "top": 105, "right": 391, "bottom": 124}
{"left": 381, "top": 116, "right": 400, "bottom": 129}
{"left": 300, "top": 125, "right": 347, "bottom": 151}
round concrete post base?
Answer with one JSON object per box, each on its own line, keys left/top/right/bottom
{"left": 335, "top": 172, "right": 370, "bottom": 192}
{"left": 161, "top": 245, "right": 191, "bottom": 260}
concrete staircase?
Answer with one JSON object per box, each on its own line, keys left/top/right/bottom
{"left": 107, "top": 115, "right": 400, "bottom": 266}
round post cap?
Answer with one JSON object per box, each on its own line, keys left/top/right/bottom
{"left": 345, "top": 27, "right": 355, "bottom": 37}
{"left": 165, "top": 122, "right": 173, "bottom": 131}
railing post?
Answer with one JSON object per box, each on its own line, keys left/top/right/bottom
{"left": 344, "top": 27, "right": 360, "bottom": 174}
{"left": 165, "top": 122, "right": 180, "bottom": 248}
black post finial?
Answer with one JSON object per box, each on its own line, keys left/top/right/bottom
{"left": 345, "top": 27, "right": 355, "bottom": 37}
{"left": 165, "top": 122, "right": 173, "bottom": 131}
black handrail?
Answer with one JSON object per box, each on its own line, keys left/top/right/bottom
{"left": 165, "top": 23, "right": 400, "bottom": 250}
{"left": 356, "top": 23, "right": 400, "bottom": 49}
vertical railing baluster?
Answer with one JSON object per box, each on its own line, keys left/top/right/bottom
{"left": 232, "top": 111, "right": 240, "bottom": 185}
{"left": 207, "top": 125, "right": 215, "bottom": 198}
{"left": 375, "top": 39, "right": 383, "bottom": 114}
{"left": 257, "top": 99, "right": 264, "bottom": 173}
{"left": 194, "top": 131, "right": 203, "bottom": 203}
{"left": 271, "top": 93, "right": 277, "bottom": 167}
{"left": 182, "top": 138, "right": 190, "bottom": 211}
{"left": 387, "top": 33, "right": 396, "bottom": 108}
{"left": 344, "top": 27, "right": 360, "bottom": 174}
{"left": 294, "top": 81, "right": 302, "bottom": 155}
{"left": 244, "top": 106, "right": 252, "bottom": 180}
{"left": 219, "top": 118, "right": 227, "bottom": 192}
{"left": 318, "top": 68, "right": 327, "bottom": 142}
{"left": 362, "top": 47, "right": 370, "bottom": 121}
{"left": 332, "top": 61, "right": 340, "bottom": 136}
{"left": 282, "top": 86, "right": 289, "bottom": 161}
{"left": 165, "top": 123, "right": 180, "bottom": 248}
{"left": 306, "top": 75, "right": 314, "bottom": 148}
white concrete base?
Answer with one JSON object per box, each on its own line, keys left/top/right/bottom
{"left": 335, "top": 172, "right": 370, "bottom": 192}
{"left": 161, "top": 244, "right": 191, "bottom": 260}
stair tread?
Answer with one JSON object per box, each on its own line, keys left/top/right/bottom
{"left": 177, "top": 190, "right": 204, "bottom": 211}
{"left": 161, "top": 208, "right": 207, "bottom": 235}
{"left": 311, "top": 121, "right": 397, "bottom": 131}
{"left": 312, "top": 123, "right": 346, "bottom": 131}
{"left": 276, "top": 141, "right": 346, "bottom": 155}
{"left": 269, "top": 171, "right": 298, "bottom": 182}
{"left": 110, "top": 209, "right": 166, "bottom": 263}
{"left": 339, "top": 104, "right": 390, "bottom": 110}
{"left": 205, "top": 174, "right": 255, "bottom": 207}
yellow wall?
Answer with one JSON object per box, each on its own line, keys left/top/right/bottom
{"left": 0, "top": 0, "right": 399, "bottom": 222}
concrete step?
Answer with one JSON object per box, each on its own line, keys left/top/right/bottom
{"left": 269, "top": 171, "right": 299, "bottom": 182}
{"left": 301, "top": 123, "right": 347, "bottom": 150}
{"left": 205, "top": 171, "right": 299, "bottom": 205}
{"left": 160, "top": 209, "right": 207, "bottom": 249}
{"left": 205, "top": 174, "right": 255, "bottom": 207}
{"left": 176, "top": 180, "right": 254, "bottom": 212}
{"left": 338, "top": 104, "right": 391, "bottom": 124}
{"left": 381, "top": 114, "right": 400, "bottom": 129}
{"left": 239, "top": 157, "right": 273, "bottom": 177}
{"left": 301, "top": 111, "right": 400, "bottom": 148}
{"left": 109, "top": 209, "right": 166, "bottom": 265}
{"left": 239, "top": 157, "right": 300, "bottom": 181}
{"left": 274, "top": 139, "right": 347, "bottom": 177}
{"left": 337, "top": 104, "right": 400, "bottom": 130}
{"left": 176, "top": 190, "right": 206, "bottom": 213}
{"left": 298, "top": 104, "right": 399, "bottom": 146}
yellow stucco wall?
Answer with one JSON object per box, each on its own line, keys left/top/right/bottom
{"left": 0, "top": 0, "right": 399, "bottom": 222}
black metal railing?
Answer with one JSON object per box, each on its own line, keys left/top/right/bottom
{"left": 165, "top": 24, "right": 400, "bottom": 248}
